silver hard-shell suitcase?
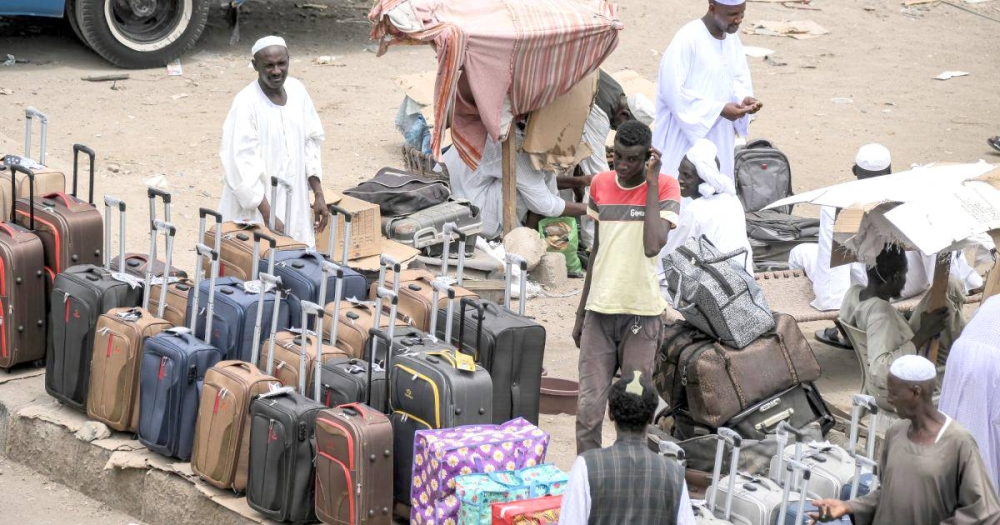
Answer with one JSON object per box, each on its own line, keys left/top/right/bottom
{"left": 382, "top": 198, "right": 481, "bottom": 256}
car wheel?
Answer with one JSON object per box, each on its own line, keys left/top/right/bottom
{"left": 65, "top": 0, "right": 87, "bottom": 45}
{"left": 75, "top": 0, "right": 211, "bottom": 69}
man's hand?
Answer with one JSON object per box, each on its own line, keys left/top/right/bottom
{"left": 808, "top": 499, "right": 851, "bottom": 524}
{"left": 916, "top": 306, "right": 950, "bottom": 341}
{"left": 645, "top": 147, "right": 663, "bottom": 185}
{"left": 572, "top": 312, "right": 586, "bottom": 349}
{"left": 312, "top": 191, "right": 329, "bottom": 233}
{"left": 722, "top": 102, "right": 752, "bottom": 121}
{"left": 742, "top": 96, "right": 763, "bottom": 114}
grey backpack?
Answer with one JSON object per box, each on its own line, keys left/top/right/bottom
{"left": 663, "top": 236, "right": 775, "bottom": 349}
{"left": 734, "top": 139, "right": 792, "bottom": 214}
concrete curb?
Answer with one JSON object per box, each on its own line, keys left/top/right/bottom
{"left": 0, "top": 369, "right": 273, "bottom": 524}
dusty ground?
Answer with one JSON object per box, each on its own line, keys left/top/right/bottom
{"left": 0, "top": 458, "right": 136, "bottom": 524}
{"left": 1, "top": 0, "right": 998, "bottom": 486}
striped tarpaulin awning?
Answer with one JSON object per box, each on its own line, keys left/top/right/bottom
{"left": 369, "top": 0, "right": 622, "bottom": 170}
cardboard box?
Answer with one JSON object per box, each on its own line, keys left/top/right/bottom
{"left": 316, "top": 194, "right": 382, "bottom": 261}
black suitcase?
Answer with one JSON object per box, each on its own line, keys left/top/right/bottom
{"left": 46, "top": 195, "right": 143, "bottom": 410}
{"left": 439, "top": 254, "right": 545, "bottom": 424}
{"left": 389, "top": 279, "right": 493, "bottom": 506}
{"left": 246, "top": 297, "right": 325, "bottom": 523}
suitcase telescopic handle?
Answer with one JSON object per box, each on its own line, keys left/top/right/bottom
{"left": 24, "top": 107, "right": 47, "bottom": 164}
{"left": 457, "top": 297, "right": 485, "bottom": 361}
{"left": 850, "top": 456, "right": 878, "bottom": 501}
{"left": 103, "top": 195, "right": 126, "bottom": 271}
{"left": 144, "top": 220, "right": 176, "bottom": 313}
{"left": 318, "top": 261, "right": 344, "bottom": 371}
{"left": 429, "top": 277, "right": 454, "bottom": 343}
{"left": 9, "top": 164, "right": 34, "bottom": 230}
{"left": 198, "top": 207, "right": 223, "bottom": 259}
{"left": 269, "top": 176, "right": 293, "bottom": 232}
{"left": 328, "top": 204, "right": 353, "bottom": 265}
{"left": 376, "top": 253, "right": 402, "bottom": 294}
{"left": 299, "top": 301, "right": 325, "bottom": 396}
{"left": 504, "top": 254, "right": 528, "bottom": 316}
{"left": 777, "top": 459, "right": 812, "bottom": 525}
{"left": 258, "top": 272, "right": 284, "bottom": 374}
{"left": 252, "top": 231, "right": 277, "bottom": 281}
{"left": 849, "top": 394, "right": 879, "bottom": 462}
{"left": 147, "top": 187, "right": 172, "bottom": 226}
{"left": 192, "top": 243, "right": 220, "bottom": 340}
{"left": 443, "top": 222, "right": 468, "bottom": 285}
{"left": 72, "top": 144, "right": 95, "bottom": 204}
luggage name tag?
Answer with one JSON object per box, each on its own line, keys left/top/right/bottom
{"left": 285, "top": 327, "right": 317, "bottom": 337}
{"left": 454, "top": 352, "right": 477, "bottom": 373}
{"left": 262, "top": 384, "right": 294, "bottom": 397}
{"left": 111, "top": 272, "right": 144, "bottom": 289}
{"left": 241, "top": 279, "right": 275, "bottom": 295}
{"left": 115, "top": 309, "right": 142, "bottom": 322}
{"left": 149, "top": 276, "right": 182, "bottom": 286}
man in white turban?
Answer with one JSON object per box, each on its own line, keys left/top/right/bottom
{"left": 810, "top": 355, "right": 1000, "bottom": 524}
{"left": 653, "top": 0, "right": 760, "bottom": 181}
{"left": 218, "top": 35, "right": 329, "bottom": 247}
{"left": 656, "top": 139, "right": 754, "bottom": 298}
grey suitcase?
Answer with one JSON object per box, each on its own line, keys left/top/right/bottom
{"left": 382, "top": 198, "right": 481, "bottom": 256}
{"left": 246, "top": 294, "right": 326, "bottom": 523}
{"left": 389, "top": 278, "right": 493, "bottom": 506}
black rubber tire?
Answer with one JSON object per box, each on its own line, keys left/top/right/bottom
{"left": 75, "top": 0, "right": 211, "bottom": 69}
{"left": 65, "top": 0, "right": 87, "bottom": 45}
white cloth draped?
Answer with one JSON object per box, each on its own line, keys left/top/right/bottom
{"left": 653, "top": 19, "right": 753, "bottom": 180}
{"left": 218, "top": 78, "right": 325, "bottom": 247}
{"left": 940, "top": 295, "right": 1000, "bottom": 491}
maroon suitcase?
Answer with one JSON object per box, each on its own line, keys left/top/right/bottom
{"left": 0, "top": 164, "right": 48, "bottom": 369}
{"left": 14, "top": 144, "right": 102, "bottom": 277}
{"left": 110, "top": 188, "right": 188, "bottom": 280}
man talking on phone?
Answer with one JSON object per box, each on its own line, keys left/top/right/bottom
{"left": 572, "top": 120, "right": 681, "bottom": 454}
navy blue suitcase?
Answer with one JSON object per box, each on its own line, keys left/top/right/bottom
{"left": 138, "top": 242, "right": 225, "bottom": 460}
{"left": 186, "top": 232, "right": 296, "bottom": 362}
{"left": 260, "top": 204, "right": 368, "bottom": 310}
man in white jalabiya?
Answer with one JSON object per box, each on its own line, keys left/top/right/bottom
{"left": 654, "top": 0, "right": 760, "bottom": 180}
{"left": 657, "top": 139, "right": 753, "bottom": 299}
{"left": 218, "top": 36, "right": 329, "bottom": 248}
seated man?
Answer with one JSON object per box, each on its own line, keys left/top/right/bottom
{"left": 839, "top": 245, "right": 952, "bottom": 411}
{"left": 810, "top": 355, "right": 1000, "bottom": 525}
{"left": 659, "top": 138, "right": 754, "bottom": 277}
{"left": 939, "top": 294, "right": 1000, "bottom": 491}
{"left": 442, "top": 129, "right": 587, "bottom": 240}
{"left": 559, "top": 371, "right": 695, "bottom": 524}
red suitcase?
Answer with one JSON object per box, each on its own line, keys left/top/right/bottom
{"left": 0, "top": 164, "right": 47, "bottom": 369}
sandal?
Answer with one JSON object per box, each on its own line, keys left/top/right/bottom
{"left": 815, "top": 326, "right": 853, "bottom": 350}
{"left": 989, "top": 136, "right": 1000, "bottom": 154}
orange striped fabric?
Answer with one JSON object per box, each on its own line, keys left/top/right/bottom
{"left": 369, "top": 0, "right": 622, "bottom": 170}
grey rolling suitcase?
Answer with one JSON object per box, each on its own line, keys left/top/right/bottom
{"left": 382, "top": 198, "right": 481, "bottom": 256}
{"left": 246, "top": 292, "right": 326, "bottom": 523}
{"left": 440, "top": 254, "right": 545, "bottom": 424}
{"left": 389, "top": 278, "right": 493, "bottom": 506}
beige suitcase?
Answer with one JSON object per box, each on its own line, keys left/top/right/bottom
{"left": 0, "top": 108, "right": 66, "bottom": 221}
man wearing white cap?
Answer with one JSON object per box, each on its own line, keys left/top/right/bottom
{"left": 653, "top": 0, "right": 760, "bottom": 181}
{"left": 658, "top": 138, "right": 754, "bottom": 279}
{"left": 810, "top": 355, "right": 1000, "bottom": 524}
{"left": 218, "top": 35, "right": 329, "bottom": 247}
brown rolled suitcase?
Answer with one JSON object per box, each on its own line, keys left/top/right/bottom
{"left": 0, "top": 164, "right": 47, "bottom": 370}
{"left": 14, "top": 144, "right": 102, "bottom": 276}
{"left": 258, "top": 265, "right": 351, "bottom": 389}
{"left": 148, "top": 207, "right": 223, "bottom": 328}
{"left": 110, "top": 188, "right": 188, "bottom": 280}
{"left": 323, "top": 299, "right": 412, "bottom": 359}
{"left": 203, "top": 177, "right": 305, "bottom": 280}
{"left": 654, "top": 313, "right": 822, "bottom": 428}
{"left": 0, "top": 108, "right": 66, "bottom": 221}
{"left": 86, "top": 219, "right": 177, "bottom": 432}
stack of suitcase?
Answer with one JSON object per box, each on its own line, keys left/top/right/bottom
{"left": 3, "top": 135, "right": 555, "bottom": 525}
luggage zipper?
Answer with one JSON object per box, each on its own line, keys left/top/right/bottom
{"left": 158, "top": 356, "right": 168, "bottom": 381}
{"left": 394, "top": 364, "right": 440, "bottom": 427}
{"left": 0, "top": 256, "right": 6, "bottom": 359}
{"left": 680, "top": 341, "right": 716, "bottom": 386}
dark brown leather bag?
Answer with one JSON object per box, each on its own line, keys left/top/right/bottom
{"left": 655, "top": 313, "right": 821, "bottom": 428}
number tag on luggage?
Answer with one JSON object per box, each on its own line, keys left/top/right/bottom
{"left": 454, "top": 352, "right": 477, "bottom": 373}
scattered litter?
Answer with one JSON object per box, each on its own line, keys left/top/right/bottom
{"left": 864, "top": 5, "right": 877, "bottom": 10}
{"left": 831, "top": 97, "right": 854, "bottom": 104}
{"left": 107, "top": 163, "right": 121, "bottom": 173}
{"left": 765, "top": 56, "right": 788, "bottom": 66}
{"left": 313, "top": 55, "right": 345, "bottom": 66}
{"left": 171, "top": 93, "right": 189, "bottom": 100}
{"left": 901, "top": 6, "right": 927, "bottom": 15}
{"left": 0, "top": 88, "right": 11, "bottom": 96}
{"left": 144, "top": 174, "right": 169, "bottom": 190}
{"left": 166, "top": 59, "right": 183, "bottom": 76}
{"left": 81, "top": 74, "right": 129, "bottom": 82}
{"left": 746, "top": 20, "right": 830, "bottom": 39}
{"left": 299, "top": 2, "right": 329, "bottom": 9}
{"left": 963, "top": 0, "right": 993, "bottom": 3}
{"left": 783, "top": 2, "right": 822, "bottom": 9}
{"left": 743, "top": 46, "right": 776, "bottom": 58}
{"left": 903, "top": 0, "right": 937, "bottom": 5}
{"left": 649, "top": 49, "right": 661, "bottom": 57}
{"left": 934, "top": 71, "right": 970, "bottom": 80}
{"left": 2, "top": 54, "right": 14, "bottom": 67}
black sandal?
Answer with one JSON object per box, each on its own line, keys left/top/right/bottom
{"left": 989, "top": 136, "right": 1000, "bottom": 154}
{"left": 815, "top": 326, "right": 853, "bottom": 350}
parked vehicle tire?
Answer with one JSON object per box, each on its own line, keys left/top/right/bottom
{"left": 65, "top": 0, "right": 87, "bottom": 45}
{"left": 75, "top": 0, "right": 210, "bottom": 69}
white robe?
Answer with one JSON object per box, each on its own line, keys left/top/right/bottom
{"left": 654, "top": 19, "right": 753, "bottom": 180}
{"left": 218, "top": 77, "right": 325, "bottom": 247}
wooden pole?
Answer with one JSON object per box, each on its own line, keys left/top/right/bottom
{"left": 501, "top": 132, "right": 518, "bottom": 235}
{"left": 924, "top": 253, "right": 952, "bottom": 365}
{"left": 981, "top": 230, "right": 1000, "bottom": 302}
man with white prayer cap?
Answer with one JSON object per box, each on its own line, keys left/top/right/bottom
{"left": 656, "top": 138, "right": 754, "bottom": 298}
{"left": 218, "top": 35, "right": 329, "bottom": 247}
{"left": 653, "top": 0, "right": 760, "bottom": 181}
{"left": 810, "top": 355, "right": 1000, "bottom": 524}
{"left": 939, "top": 294, "right": 1000, "bottom": 491}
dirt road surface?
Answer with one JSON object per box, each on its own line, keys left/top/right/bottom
{"left": 0, "top": 0, "right": 998, "bottom": 481}
{"left": 0, "top": 458, "right": 136, "bottom": 524}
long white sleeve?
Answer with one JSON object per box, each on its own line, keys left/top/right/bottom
{"left": 220, "top": 98, "right": 267, "bottom": 211}
{"left": 658, "top": 34, "right": 726, "bottom": 145}
{"left": 559, "top": 457, "right": 591, "bottom": 524}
